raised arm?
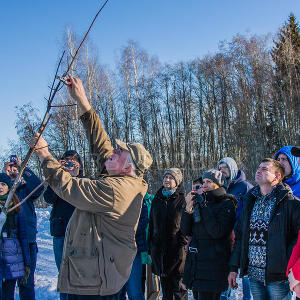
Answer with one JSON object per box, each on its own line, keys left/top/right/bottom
{"left": 42, "top": 156, "right": 114, "bottom": 213}
{"left": 68, "top": 76, "right": 113, "bottom": 175}
{"left": 30, "top": 135, "right": 114, "bottom": 213}
{"left": 80, "top": 109, "right": 113, "bottom": 175}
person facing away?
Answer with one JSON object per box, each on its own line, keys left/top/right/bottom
{"left": 228, "top": 158, "right": 300, "bottom": 300}
{"left": 0, "top": 173, "right": 31, "bottom": 300}
{"left": 217, "top": 157, "right": 253, "bottom": 300}
{"left": 148, "top": 168, "right": 188, "bottom": 300}
{"left": 275, "top": 145, "right": 300, "bottom": 197}
{"left": 3, "top": 155, "right": 44, "bottom": 300}
{"left": 44, "top": 150, "right": 84, "bottom": 300}
{"left": 30, "top": 75, "right": 153, "bottom": 300}
{"left": 181, "top": 169, "right": 236, "bottom": 300}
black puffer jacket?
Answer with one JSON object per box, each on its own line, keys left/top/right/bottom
{"left": 229, "top": 183, "right": 300, "bottom": 283}
{"left": 148, "top": 184, "right": 188, "bottom": 276}
{"left": 181, "top": 187, "right": 236, "bottom": 292}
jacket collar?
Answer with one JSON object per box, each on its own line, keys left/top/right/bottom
{"left": 205, "top": 187, "right": 227, "bottom": 201}
{"left": 158, "top": 183, "right": 185, "bottom": 198}
{"left": 250, "top": 182, "right": 293, "bottom": 205}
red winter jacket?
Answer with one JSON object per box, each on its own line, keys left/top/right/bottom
{"left": 287, "top": 230, "right": 300, "bottom": 279}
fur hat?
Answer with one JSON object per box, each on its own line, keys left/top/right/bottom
{"left": 163, "top": 168, "right": 183, "bottom": 186}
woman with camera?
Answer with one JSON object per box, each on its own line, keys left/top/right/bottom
{"left": 148, "top": 168, "right": 188, "bottom": 300}
{"left": 181, "top": 170, "right": 237, "bottom": 300}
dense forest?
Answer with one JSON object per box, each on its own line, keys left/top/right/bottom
{"left": 1, "top": 14, "right": 299, "bottom": 200}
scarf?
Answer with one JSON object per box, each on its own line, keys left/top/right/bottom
{"left": 0, "top": 194, "right": 8, "bottom": 210}
{"left": 162, "top": 187, "right": 177, "bottom": 197}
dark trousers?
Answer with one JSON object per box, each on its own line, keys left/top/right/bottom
{"left": 1, "top": 279, "right": 17, "bottom": 300}
{"left": 19, "top": 242, "right": 37, "bottom": 300}
{"left": 67, "top": 293, "right": 119, "bottom": 300}
{"left": 141, "top": 264, "right": 146, "bottom": 295}
{"left": 193, "top": 291, "right": 221, "bottom": 300}
{"left": 53, "top": 236, "right": 68, "bottom": 300}
{"left": 160, "top": 273, "right": 187, "bottom": 300}
{"left": 117, "top": 253, "right": 145, "bottom": 300}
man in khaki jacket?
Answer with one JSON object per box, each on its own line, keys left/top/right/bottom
{"left": 31, "top": 76, "right": 152, "bottom": 300}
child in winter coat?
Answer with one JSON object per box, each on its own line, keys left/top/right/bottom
{"left": 0, "top": 173, "right": 30, "bottom": 300}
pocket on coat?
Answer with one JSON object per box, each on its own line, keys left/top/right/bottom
{"left": 103, "top": 255, "right": 120, "bottom": 289}
{"left": 3, "top": 238, "right": 23, "bottom": 264}
{"left": 68, "top": 255, "right": 101, "bottom": 287}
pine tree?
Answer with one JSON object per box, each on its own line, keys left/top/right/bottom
{"left": 269, "top": 13, "right": 300, "bottom": 148}
{"left": 272, "top": 13, "right": 300, "bottom": 75}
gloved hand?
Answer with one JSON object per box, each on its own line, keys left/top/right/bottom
{"left": 194, "top": 194, "right": 207, "bottom": 208}
{"left": 19, "top": 265, "right": 31, "bottom": 285}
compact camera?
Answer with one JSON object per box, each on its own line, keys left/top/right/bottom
{"left": 9, "top": 155, "right": 18, "bottom": 165}
{"left": 64, "top": 161, "right": 73, "bottom": 168}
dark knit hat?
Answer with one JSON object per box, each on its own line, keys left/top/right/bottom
{"left": 163, "top": 168, "right": 183, "bottom": 186}
{"left": 0, "top": 173, "right": 12, "bottom": 189}
{"left": 202, "top": 169, "right": 225, "bottom": 187}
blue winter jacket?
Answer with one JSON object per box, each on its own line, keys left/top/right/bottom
{"left": 275, "top": 146, "right": 300, "bottom": 198}
{"left": 0, "top": 209, "right": 31, "bottom": 280}
{"left": 227, "top": 170, "right": 253, "bottom": 220}
{"left": 217, "top": 157, "right": 253, "bottom": 221}
{"left": 15, "top": 168, "right": 44, "bottom": 243}
{"left": 135, "top": 198, "right": 149, "bottom": 253}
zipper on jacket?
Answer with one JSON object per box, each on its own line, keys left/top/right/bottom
{"left": 264, "top": 189, "right": 287, "bottom": 284}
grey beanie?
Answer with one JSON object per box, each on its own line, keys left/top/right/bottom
{"left": 202, "top": 169, "right": 225, "bottom": 187}
{"left": 163, "top": 168, "right": 183, "bottom": 186}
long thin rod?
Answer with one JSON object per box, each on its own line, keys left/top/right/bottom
{"left": 3, "top": 0, "right": 110, "bottom": 214}
{"left": 63, "top": 0, "right": 109, "bottom": 76}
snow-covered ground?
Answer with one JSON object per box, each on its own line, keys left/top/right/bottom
{"left": 14, "top": 208, "right": 59, "bottom": 300}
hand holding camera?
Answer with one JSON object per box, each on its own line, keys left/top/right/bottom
{"left": 3, "top": 155, "right": 21, "bottom": 179}
{"left": 185, "top": 192, "right": 194, "bottom": 213}
{"left": 59, "top": 159, "right": 80, "bottom": 176}
{"left": 10, "top": 155, "right": 21, "bottom": 167}
{"left": 192, "top": 193, "right": 207, "bottom": 223}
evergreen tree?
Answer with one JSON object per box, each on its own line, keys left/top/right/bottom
{"left": 269, "top": 13, "right": 300, "bottom": 148}
{"left": 272, "top": 13, "right": 300, "bottom": 74}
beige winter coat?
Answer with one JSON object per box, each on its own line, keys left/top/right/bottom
{"left": 42, "top": 109, "right": 148, "bottom": 295}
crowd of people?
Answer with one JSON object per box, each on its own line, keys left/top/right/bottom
{"left": 0, "top": 75, "right": 299, "bottom": 300}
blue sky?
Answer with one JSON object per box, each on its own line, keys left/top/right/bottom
{"left": 1, "top": 0, "right": 300, "bottom": 150}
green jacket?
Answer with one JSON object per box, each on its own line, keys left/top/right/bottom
{"left": 141, "top": 192, "right": 154, "bottom": 265}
